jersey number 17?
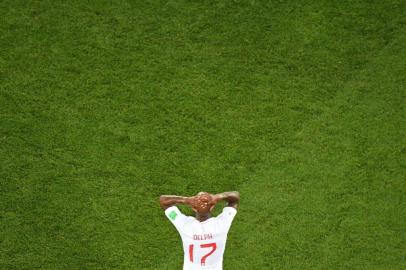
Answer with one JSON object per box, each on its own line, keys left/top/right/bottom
{"left": 189, "top": 243, "right": 217, "bottom": 266}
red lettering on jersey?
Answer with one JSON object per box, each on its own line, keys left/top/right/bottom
{"left": 188, "top": 242, "right": 217, "bottom": 265}
{"left": 200, "top": 243, "right": 217, "bottom": 266}
{"left": 189, "top": 244, "right": 194, "bottom": 262}
{"left": 193, "top": 234, "right": 213, "bottom": 240}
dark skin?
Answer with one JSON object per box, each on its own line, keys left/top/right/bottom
{"left": 159, "top": 191, "right": 240, "bottom": 222}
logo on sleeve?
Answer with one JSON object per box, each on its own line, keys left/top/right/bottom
{"left": 168, "top": 210, "right": 178, "bottom": 221}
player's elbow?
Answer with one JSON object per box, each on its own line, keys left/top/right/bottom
{"left": 231, "top": 191, "right": 240, "bottom": 202}
{"left": 159, "top": 195, "right": 167, "bottom": 209}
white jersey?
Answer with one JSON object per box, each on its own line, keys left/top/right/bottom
{"left": 165, "top": 206, "right": 237, "bottom": 270}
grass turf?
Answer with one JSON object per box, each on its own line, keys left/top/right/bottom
{"left": 1, "top": 0, "right": 405, "bottom": 269}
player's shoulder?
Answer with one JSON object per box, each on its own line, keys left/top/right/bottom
{"left": 222, "top": 206, "right": 237, "bottom": 215}
{"left": 214, "top": 207, "right": 237, "bottom": 221}
{"left": 164, "top": 205, "right": 180, "bottom": 215}
{"left": 164, "top": 206, "right": 189, "bottom": 220}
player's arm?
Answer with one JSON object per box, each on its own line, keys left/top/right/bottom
{"left": 159, "top": 195, "right": 195, "bottom": 210}
{"left": 213, "top": 191, "right": 240, "bottom": 209}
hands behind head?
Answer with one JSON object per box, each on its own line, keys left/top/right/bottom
{"left": 189, "top": 192, "right": 217, "bottom": 213}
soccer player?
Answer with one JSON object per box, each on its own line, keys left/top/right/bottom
{"left": 159, "top": 191, "right": 240, "bottom": 270}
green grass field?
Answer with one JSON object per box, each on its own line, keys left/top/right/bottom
{"left": 1, "top": 0, "right": 405, "bottom": 269}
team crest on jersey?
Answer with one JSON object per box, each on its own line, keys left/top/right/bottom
{"left": 168, "top": 210, "right": 178, "bottom": 221}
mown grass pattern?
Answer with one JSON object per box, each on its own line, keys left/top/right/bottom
{"left": 1, "top": 1, "right": 405, "bottom": 269}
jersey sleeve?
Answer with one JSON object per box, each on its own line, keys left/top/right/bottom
{"left": 216, "top": 207, "right": 237, "bottom": 233}
{"left": 164, "top": 206, "right": 188, "bottom": 232}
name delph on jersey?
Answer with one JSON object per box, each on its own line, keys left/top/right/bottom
{"left": 193, "top": 234, "right": 213, "bottom": 241}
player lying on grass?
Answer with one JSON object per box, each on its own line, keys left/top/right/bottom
{"left": 159, "top": 191, "right": 240, "bottom": 270}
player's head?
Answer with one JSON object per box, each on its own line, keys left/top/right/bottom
{"left": 192, "top": 192, "right": 215, "bottom": 214}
